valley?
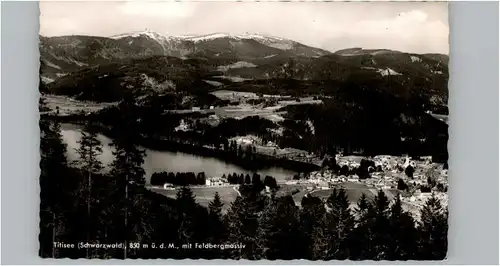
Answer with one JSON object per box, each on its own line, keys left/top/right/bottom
{"left": 39, "top": 31, "right": 449, "bottom": 221}
{"left": 36, "top": 2, "right": 451, "bottom": 260}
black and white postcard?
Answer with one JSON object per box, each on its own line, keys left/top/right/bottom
{"left": 39, "top": 1, "right": 449, "bottom": 260}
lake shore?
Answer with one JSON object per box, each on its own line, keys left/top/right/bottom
{"left": 57, "top": 119, "right": 320, "bottom": 174}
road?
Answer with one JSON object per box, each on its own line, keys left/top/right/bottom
{"left": 233, "top": 185, "right": 241, "bottom": 197}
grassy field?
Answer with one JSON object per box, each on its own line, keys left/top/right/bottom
{"left": 148, "top": 186, "right": 239, "bottom": 212}
{"left": 171, "top": 90, "right": 321, "bottom": 122}
{"left": 150, "top": 184, "right": 312, "bottom": 211}
{"left": 43, "top": 95, "right": 117, "bottom": 115}
{"left": 148, "top": 181, "right": 401, "bottom": 213}
{"left": 310, "top": 182, "right": 399, "bottom": 204}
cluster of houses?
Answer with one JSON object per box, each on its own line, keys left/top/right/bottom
{"left": 204, "top": 176, "right": 230, "bottom": 187}
{"left": 191, "top": 106, "right": 215, "bottom": 112}
{"left": 160, "top": 176, "right": 231, "bottom": 188}
{"left": 285, "top": 171, "right": 354, "bottom": 190}
{"left": 289, "top": 154, "right": 448, "bottom": 204}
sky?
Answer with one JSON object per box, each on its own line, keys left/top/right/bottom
{"left": 40, "top": 1, "right": 449, "bottom": 54}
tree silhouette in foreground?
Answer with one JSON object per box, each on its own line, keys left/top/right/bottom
{"left": 418, "top": 193, "right": 448, "bottom": 260}
{"left": 39, "top": 120, "right": 70, "bottom": 258}
{"left": 73, "top": 123, "right": 103, "bottom": 258}
{"left": 312, "top": 188, "right": 354, "bottom": 260}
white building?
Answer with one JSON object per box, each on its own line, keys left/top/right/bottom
{"left": 175, "top": 119, "right": 189, "bottom": 132}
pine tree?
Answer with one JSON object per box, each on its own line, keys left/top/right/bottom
{"left": 245, "top": 174, "right": 251, "bottom": 184}
{"left": 387, "top": 195, "right": 418, "bottom": 260}
{"left": 73, "top": 124, "right": 104, "bottom": 174}
{"left": 39, "top": 120, "right": 69, "bottom": 258}
{"left": 370, "top": 190, "right": 392, "bottom": 260}
{"left": 72, "top": 123, "right": 103, "bottom": 258}
{"left": 417, "top": 193, "right": 448, "bottom": 260}
{"left": 255, "top": 196, "right": 277, "bottom": 259}
{"left": 209, "top": 192, "right": 224, "bottom": 220}
{"left": 313, "top": 187, "right": 354, "bottom": 260}
{"left": 330, "top": 188, "right": 355, "bottom": 259}
{"left": 175, "top": 186, "right": 197, "bottom": 257}
{"left": 349, "top": 190, "right": 391, "bottom": 260}
{"left": 108, "top": 136, "right": 146, "bottom": 259}
{"left": 348, "top": 193, "right": 375, "bottom": 260}
{"left": 39, "top": 95, "right": 51, "bottom": 112}
{"left": 256, "top": 195, "right": 301, "bottom": 260}
{"left": 329, "top": 155, "right": 337, "bottom": 171}
{"left": 397, "top": 178, "right": 408, "bottom": 191}
{"left": 109, "top": 138, "right": 146, "bottom": 186}
{"left": 322, "top": 157, "right": 330, "bottom": 168}
{"left": 298, "top": 195, "right": 325, "bottom": 259}
{"left": 225, "top": 187, "right": 265, "bottom": 259}
{"left": 354, "top": 193, "right": 370, "bottom": 218}
{"left": 225, "top": 196, "right": 248, "bottom": 259}
{"left": 264, "top": 176, "right": 278, "bottom": 190}
{"left": 405, "top": 165, "right": 415, "bottom": 178}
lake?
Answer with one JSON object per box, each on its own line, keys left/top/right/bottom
{"left": 60, "top": 124, "right": 297, "bottom": 183}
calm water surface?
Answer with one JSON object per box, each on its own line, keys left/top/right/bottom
{"left": 60, "top": 124, "right": 297, "bottom": 183}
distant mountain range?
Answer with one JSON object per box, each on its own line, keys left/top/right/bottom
{"left": 40, "top": 30, "right": 329, "bottom": 78}
{"left": 39, "top": 30, "right": 449, "bottom": 104}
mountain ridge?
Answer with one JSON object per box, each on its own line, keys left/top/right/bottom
{"left": 40, "top": 31, "right": 449, "bottom": 107}
{"left": 40, "top": 31, "right": 449, "bottom": 56}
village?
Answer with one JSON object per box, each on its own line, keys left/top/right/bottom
{"left": 155, "top": 149, "right": 448, "bottom": 219}
{"left": 288, "top": 154, "right": 448, "bottom": 218}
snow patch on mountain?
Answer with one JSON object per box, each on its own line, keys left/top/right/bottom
{"left": 371, "top": 50, "right": 394, "bottom": 55}
{"left": 237, "top": 33, "right": 285, "bottom": 41}
{"left": 264, "top": 54, "right": 277, "bottom": 59}
{"left": 378, "top": 68, "right": 402, "bottom": 76}
{"left": 108, "top": 31, "right": 328, "bottom": 56}
{"left": 262, "top": 41, "right": 292, "bottom": 50}
{"left": 111, "top": 30, "right": 189, "bottom": 55}
{"left": 44, "top": 60, "right": 61, "bottom": 69}
{"left": 239, "top": 33, "right": 296, "bottom": 50}
{"left": 182, "top": 32, "right": 287, "bottom": 43}
{"left": 184, "top": 33, "right": 232, "bottom": 42}
{"left": 410, "top": 56, "right": 422, "bottom": 63}
{"left": 214, "top": 76, "right": 250, "bottom": 82}
{"left": 217, "top": 61, "right": 257, "bottom": 72}
{"left": 41, "top": 76, "right": 54, "bottom": 84}
{"left": 177, "top": 32, "right": 298, "bottom": 51}
{"left": 70, "top": 58, "right": 88, "bottom": 67}
{"left": 111, "top": 30, "right": 178, "bottom": 41}
{"left": 203, "top": 80, "right": 223, "bottom": 87}
{"left": 362, "top": 66, "right": 402, "bottom": 76}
